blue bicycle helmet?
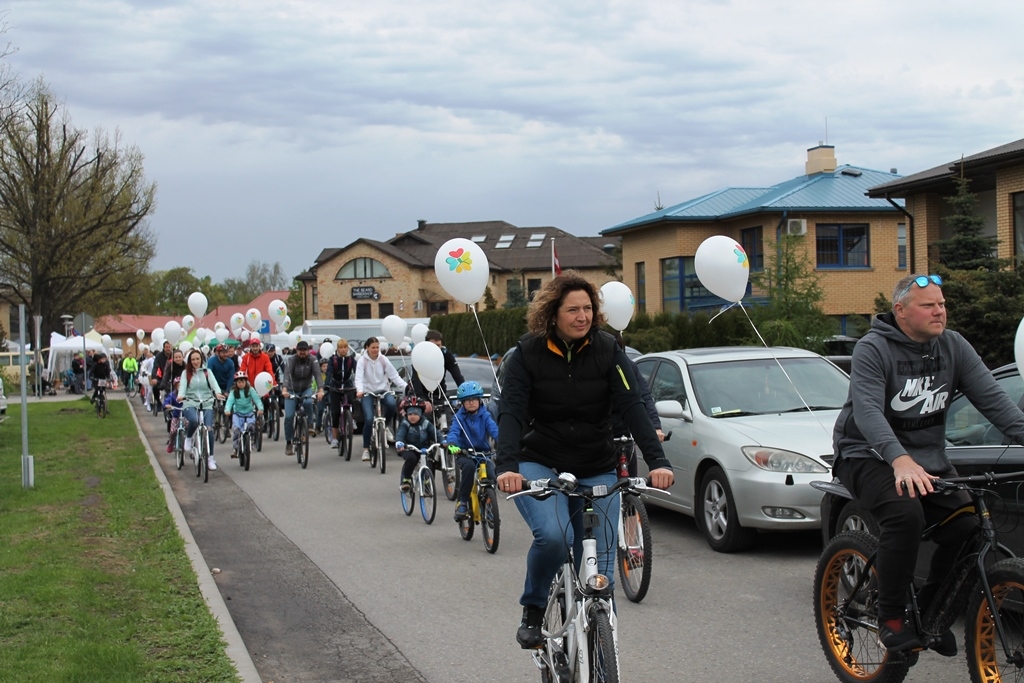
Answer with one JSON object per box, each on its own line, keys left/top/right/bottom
{"left": 457, "top": 381, "right": 484, "bottom": 401}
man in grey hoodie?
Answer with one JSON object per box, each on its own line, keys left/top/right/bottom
{"left": 833, "top": 273, "right": 1024, "bottom": 655}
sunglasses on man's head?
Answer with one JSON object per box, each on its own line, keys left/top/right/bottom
{"left": 899, "top": 274, "right": 942, "bottom": 299}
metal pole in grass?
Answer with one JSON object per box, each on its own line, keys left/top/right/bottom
{"left": 19, "top": 304, "right": 33, "bottom": 488}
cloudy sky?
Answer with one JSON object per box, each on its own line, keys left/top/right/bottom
{"left": 5, "top": 1, "right": 1023, "bottom": 281}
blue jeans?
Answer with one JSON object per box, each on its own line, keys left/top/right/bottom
{"left": 284, "top": 390, "right": 315, "bottom": 443}
{"left": 361, "top": 393, "right": 397, "bottom": 448}
{"left": 513, "top": 462, "right": 619, "bottom": 607}
{"left": 183, "top": 407, "right": 215, "bottom": 456}
{"left": 231, "top": 413, "right": 256, "bottom": 452}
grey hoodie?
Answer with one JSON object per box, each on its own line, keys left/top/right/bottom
{"left": 833, "top": 312, "right": 1024, "bottom": 472}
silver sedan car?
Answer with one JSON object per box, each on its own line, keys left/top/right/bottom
{"left": 634, "top": 347, "right": 849, "bottom": 552}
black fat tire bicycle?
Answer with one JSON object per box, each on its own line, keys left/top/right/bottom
{"left": 811, "top": 471, "right": 1024, "bottom": 683}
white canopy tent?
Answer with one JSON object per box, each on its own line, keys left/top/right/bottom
{"left": 45, "top": 333, "right": 106, "bottom": 381}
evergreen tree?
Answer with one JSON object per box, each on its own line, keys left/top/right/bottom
{"left": 504, "top": 277, "right": 528, "bottom": 309}
{"left": 932, "top": 174, "right": 1000, "bottom": 271}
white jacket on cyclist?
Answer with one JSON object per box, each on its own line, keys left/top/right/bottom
{"left": 355, "top": 353, "right": 407, "bottom": 396}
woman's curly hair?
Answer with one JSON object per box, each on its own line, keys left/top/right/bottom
{"left": 525, "top": 270, "right": 606, "bottom": 336}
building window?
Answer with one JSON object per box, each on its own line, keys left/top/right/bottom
{"left": 817, "top": 224, "right": 869, "bottom": 268}
{"left": 636, "top": 262, "right": 646, "bottom": 313}
{"left": 897, "top": 223, "right": 907, "bottom": 269}
{"left": 527, "top": 278, "right": 542, "bottom": 300}
{"left": 661, "top": 258, "right": 681, "bottom": 314}
{"left": 335, "top": 257, "right": 392, "bottom": 280}
{"left": 355, "top": 303, "right": 371, "bottom": 319}
{"left": 378, "top": 303, "right": 394, "bottom": 318}
{"left": 334, "top": 304, "right": 349, "bottom": 320}
{"left": 428, "top": 300, "right": 449, "bottom": 315}
{"left": 741, "top": 226, "right": 764, "bottom": 271}
{"left": 311, "top": 286, "right": 318, "bottom": 315}
{"left": 1014, "top": 193, "right": 1024, "bottom": 261}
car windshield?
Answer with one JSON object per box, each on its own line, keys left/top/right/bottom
{"left": 454, "top": 360, "right": 497, "bottom": 396}
{"left": 689, "top": 356, "right": 849, "bottom": 417}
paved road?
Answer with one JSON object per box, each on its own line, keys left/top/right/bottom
{"left": 130, "top": 397, "right": 973, "bottom": 683}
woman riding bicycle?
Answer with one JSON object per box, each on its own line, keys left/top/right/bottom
{"left": 324, "top": 338, "right": 357, "bottom": 449}
{"left": 180, "top": 349, "right": 226, "bottom": 471}
{"left": 494, "top": 271, "right": 674, "bottom": 648}
{"left": 355, "top": 336, "right": 407, "bottom": 462}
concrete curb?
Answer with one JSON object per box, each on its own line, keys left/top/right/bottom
{"left": 127, "top": 401, "right": 264, "bottom": 683}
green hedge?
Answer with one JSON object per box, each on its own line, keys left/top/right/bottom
{"left": 430, "top": 307, "right": 529, "bottom": 357}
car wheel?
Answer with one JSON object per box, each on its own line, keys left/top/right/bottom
{"left": 695, "top": 466, "right": 757, "bottom": 553}
{"left": 835, "top": 499, "right": 879, "bottom": 538}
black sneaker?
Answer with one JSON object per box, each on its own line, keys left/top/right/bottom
{"left": 924, "top": 628, "right": 957, "bottom": 657}
{"left": 878, "top": 619, "right": 921, "bottom": 653}
{"left": 516, "top": 605, "right": 544, "bottom": 649}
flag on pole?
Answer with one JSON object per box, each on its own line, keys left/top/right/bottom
{"left": 552, "top": 238, "right": 562, "bottom": 277}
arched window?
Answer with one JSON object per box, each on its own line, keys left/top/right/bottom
{"left": 336, "top": 257, "right": 392, "bottom": 280}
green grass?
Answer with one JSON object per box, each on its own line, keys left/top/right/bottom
{"left": 0, "top": 399, "right": 241, "bottom": 682}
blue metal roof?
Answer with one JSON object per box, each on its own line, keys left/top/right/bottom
{"left": 603, "top": 165, "right": 903, "bottom": 234}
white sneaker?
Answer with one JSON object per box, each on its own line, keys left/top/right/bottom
{"left": 330, "top": 439, "right": 339, "bottom": 449}
{"left": 386, "top": 427, "right": 395, "bottom": 443}
{"left": 361, "top": 449, "right": 370, "bottom": 461}
{"left": 208, "top": 457, "right": 218, "bottom": 471}
{"left": 184, "top": 437, "right": 193, "bottom": 452}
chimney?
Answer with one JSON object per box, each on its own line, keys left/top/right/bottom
{"left": 805, "top": 144, "right": 837, "bottom": 175}
{"left": 417, "top": 219, "right": 427, "bottom": 230}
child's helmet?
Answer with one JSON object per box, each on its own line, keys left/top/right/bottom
{"left": 234, "top": 371, "right": 247, "bottom": 381}
{"left": 457, "top": 381, "right": 484, "bottom": 401}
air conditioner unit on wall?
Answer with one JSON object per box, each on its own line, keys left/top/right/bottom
{"left": 413, "top": 300, "right": 423, "bottom": 311}
{"left": 786, "top": 218, "right": 807, "bottom": 236}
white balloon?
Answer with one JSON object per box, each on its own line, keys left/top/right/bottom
{"left": 194, "top": 327, "right": 208, "bottom": 342}
{"left": 188, "top": 291, "right": 208, "bottom": 319}
{"left": 163, "top": 320, "right": 182, "bottom": 345}
{"left": 151, "top": 328, "right": 165, "bottom": 345}
{"left": 181, "top": 314, "right": 195, "bottom": 332}
{"left": 1015, "top": 317, "right": 1024, "bottom": 372}
{"left": 411, "top": 339, "right": 445, "bottom": 385}
{"left": 136, "top": 329, "right": 145, "bottom": 340}
{"left": 201, "top": 345, "right": 210, "bottom": 355}
{"left": 241, "top": 330, "right": 251, "bottom": 342}
{"left": 410, "top": 323, "right": 429, "bottom": 344}
{"left": 214, "top": 321, "right": 226, "bottom": 331}
{"left": 230, "top": 312, "right": 245, "bottom": 330}
{"left": 268, "top": 299, "right": 288, "bottom": 325}
{"left": 434, "top": 237, "right": 490, "bottom": 305}
{"left": 600, "top": 281, "right": 635, "bottom": 332}
{"left": 254, "top": 371, "right": 275, "bottom": 397}
{"left": 282, "top": 315, "right": 291, "bottom": 330}
{"left": 178, "top": 341, "right": 193, "bottom": 355}
{"left": 319, "top": 341, "right": 334, "bottom": 358}
{"left": 381, "top": 315, "right": 408, "bottom": 344}
{"left": 101, "top": 334, "right": 111, "bottom": 346}
{"left": 288, "top": 331, "right": 301, "bottom": 347}
{"left": 139, "top": 344, "right": 148, "bottom": 352}
{"left": 694, "top": 235, "right": 750, "bottom": 303}
{"left": 399, "top": 342, "right": 411, "bottom": 353}
{"left": 126, "top": 337, "right": 134, "bottom": 346}
{"left": 215, "top": 328, "right": 230, "bottom": 343}
{"left": 246, "top": 308, "right": 262, "bottom": 331}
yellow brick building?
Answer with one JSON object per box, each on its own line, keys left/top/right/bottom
{"left": 297, "top": 221, "right": 620, "bottom": 321}
{"left": 602, "top": 146, "right": 907, "bottom": 334}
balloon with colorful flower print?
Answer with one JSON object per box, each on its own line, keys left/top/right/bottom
{"left": 434, "top": 238, "right": 490, "bottom": 305}
{"left": 254, "top": 371, "right": 275, "bottom": 397}
{"left": 230, "top": 313, "right": 245, "bottom": 331}
{"left": 694, "top": 235, "right": 749, "bottom": 303}
{"left": 245, "top": 308, "right": 262, "bottom": 331}
{"left": 181, "top": 314, "right": 195, "bottom": 333}
{"left": 268, "top": 299, "right": 288, "bottom": 325}
{"left": 282, "top": 315, "right": 291, "bottom": 331}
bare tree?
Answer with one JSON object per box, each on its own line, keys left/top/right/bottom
{"left": 0, "top": 79, "right": 156, "bottom": 342}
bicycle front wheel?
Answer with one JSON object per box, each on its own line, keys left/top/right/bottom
{"left": 242, "top": 433, "right": 251, "bottom": 471}
{"left": 375, "top": 421, "right": 387, "bottom": 474}
{"left": 175, "top": 432, "right": 184, "bottom": 470}
{"left": 297, "top": 417, "right": 309, "bottom": 469}
{"left": 401, "top": 478, "right": 415, "bottom": 516}
{"left": 270, "top": 402, "right": 281, "bottom": 441}
{"left": 541, "top": 567, "right": 569, "bottom": 682}
{"left": 341, "top": 409, "right": 352, "bottom": 461}
{"left": 619, "top": 494, "right": 653, "bottom": 603}
{"left": 201, "top": 433, "right": 210, "bottom": 483}
{"left": 481, "top": 487, "right": 500, "bottom": 554}
{"left": 586, "top": 603, "right": 620, "bottom": 683}
{"left": 813, "top": 530, "right": 912, "bottom": 683}
{"left": 965, "top": 557, "right": 1024, "bottom": 683}
{"left": 442, "top": 452, "right": 458, "bottom": 501}
{"left": 419, "top": 467, "right": 436, "bottom": 524}
{"left": 255, "top": 417, "right": 263, "bottom": 452}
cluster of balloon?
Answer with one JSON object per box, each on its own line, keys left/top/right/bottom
{"left": 694, "top": 235, "right": 749, "bottom": 304}
{"left": 433, "top": 237, "right": 490, "bottom": 305}
{"left": 599, "top": 281, "right": 635, "bottom": 332}
{"left": 254, "top": 372, "right": 275, "bottom": 397}
{"left": 411, "top": 340, "right": 444, "bottom": 392}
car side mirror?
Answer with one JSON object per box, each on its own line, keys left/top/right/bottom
{"left": 655, "top": 399, "right": 691, "bottom": 422}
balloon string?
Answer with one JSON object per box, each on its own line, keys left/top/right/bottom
{"left": 728, "top": 303, "right": 832, "bottom": 437}
{"left": 470, "top": 304, "right": 502, "bottom": 394}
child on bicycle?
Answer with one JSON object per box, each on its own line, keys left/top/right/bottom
{"left": 395, "top": 395, "right": 438, "bottom": 493}
{"left": 446, "top": 381, "right": 498, "bottom": 522}
{"left": 163, "top": 377, "right": 183, "bottom": 453}
{"left": 224, "top": 370, "right": 264, "bottom": 458}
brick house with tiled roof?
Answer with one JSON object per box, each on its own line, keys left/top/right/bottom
{"left": 297, "top": 221, "right": 620, "bottom": 321}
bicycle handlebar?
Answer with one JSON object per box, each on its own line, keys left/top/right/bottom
{"left": 929, "top": 469, "right": 1024, "bottom": 491}
{"left": 507, "top": 475, "right": 666, "bottom": 501}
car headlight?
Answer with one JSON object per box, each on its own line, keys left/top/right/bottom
{"left": 741, "top": 446, "right": 828, "bottom": 473}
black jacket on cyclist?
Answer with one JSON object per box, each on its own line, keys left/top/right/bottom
{"left": 324, "top": 354, "right": 357, "bottom": 391}
{"left": 411, "top": 345, "right": 464, "bottom": 403}
{"left": 611, "top": 358, "right": 660, "bottom": 438}
{"left": 496, "top": 329, "right": 669, "bottom": 479}
{"left": 282, "top": 354, "right": 323, "bottom": 394}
